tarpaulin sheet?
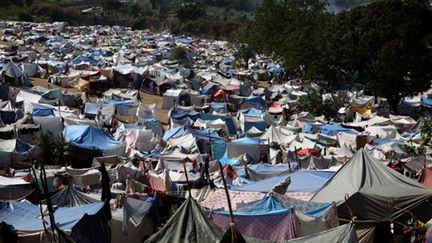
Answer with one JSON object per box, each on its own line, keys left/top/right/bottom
{"left": 244, "top": 120, "right": 268, "bottom": 132}
{"left": 319, "top": 123, "right": 354, "bottom": 136}
{"left": 240, "top": 108, "right": 264, "bottom": 115}
{"left": 32, "top": 108, "right": 54, "bottom": 117}
{"left": 211, "top": 141, "right": 227, "bottom": 160}
{"left": 0, "top": 200, "right": 104, "bottom": 231}
{"left": 200, "top": 113, "right": 236, "bottom": 135}
{"left": 421, "top": 96, "right": 432, "bottom": 106}
{"left": 231, "top": 171, "right": 333, "bottom": 193}
{"left": 145, "top": 198, "right": 223, "bottom": 243}
{"left": 312, "top": 149, "right": 432, "bottom": 222}
{"left": 212, "top": 209, "right": 298, "bottom": 241}
{"left": 64, "top": 125, "right": 122, "bottom": 150}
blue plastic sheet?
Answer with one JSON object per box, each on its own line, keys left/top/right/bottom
{"left": 64, "top": 125, "right": 121, "bottom": 150}
{"left": 32, "top": 108, "right": 54, "bottom": 117}
{"left": 319, "top": 123, "right": 353, "bottom": 136}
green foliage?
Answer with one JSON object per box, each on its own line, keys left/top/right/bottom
{"left": 233, "top": 44, "right": 255, "bottom": 68}
{"left": 36, "top": 132, "right": 55, "bottom": 165}
{"left": 247, "top": 0, "right": 330, "bottom": 77}
{"left": 36, "top": 132, "right": 69, "bottom": 166}
{"left": 296, "top": 92, "right": 340, "bottom": 120}
{"left": 97, "top": 0, "right": 121, "bottom": 10}
{"left": 172, "top": 46, "right": 188, "bottom": 60}
{"left": 18, "top": 11, "right": 34, "bottom": 22}
{"left": 420, "top": 117, "right": 432, "bottom": 143}
{"left": 321, "top": 0, "right": 432, "bottom": 110}
{"left": 53, "top": 133, "right": 69, "bottom": 166}
{"left": 176, "top": 1, "right": 206, "bottom": 22}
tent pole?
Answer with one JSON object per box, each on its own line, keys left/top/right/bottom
{"left": 267, "top": 138, "right": 270, "bottom": 163}
{"left": 218, "top": 161, "right": 237, "bottom": 243}
{"left": 208, "top": 129, "right": 212, "bottom": 158}
{"left": 182, "top": 159, "right": 192, "bottom": 197}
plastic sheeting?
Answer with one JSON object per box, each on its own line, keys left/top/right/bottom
{"left": 145, "top": 198, "right": 223, "bottom": 243}
{"left": 64, "top": 125, "right": 124, "bottom": 155}
{"left": 312, "top": 149, "right": 432, "bottom": 222}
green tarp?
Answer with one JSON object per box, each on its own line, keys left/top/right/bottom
{"left": 144, "top": 197, "right": 223, "bottom": 243}
{"left": 311, "top": 149, "right": 432, "bottom": 222}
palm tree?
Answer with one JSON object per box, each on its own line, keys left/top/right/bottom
{"left": 35, "top": 132, "right": 57, "bottom": 241}
{"left": 54, "top": 133, "right": 69, "bottom": 167}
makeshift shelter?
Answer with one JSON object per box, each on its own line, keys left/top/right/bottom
{"left": 211, "top": 195, "right": 298, "bottom": 241}
{"left": 0, "top": 200, "right": 110, "bottom": 243}
{"left": 312, "top": 149, "right": 432, "bottom": 223}
{"left": 285, "top": 223, "right": 358, "bottom": 243}
{"left": 145, "top": 197, "right": 223, "bottom": 243}
{"left": 50, "top": 185, "right": 98, "bottom": 207}
{"left": 162, "top": 89, "right": 190, "bottom": 109}
{"left": 0, "top": 61, "right": 31, "bottom": 87}
{"left": 226, "top": 137, "right": 265, "bottom": 163}
{"left": 0, "top": 139, "right": 34, "bottom": 167}
{"left": 64, "top": 125, "right": 125, "bottom": 167}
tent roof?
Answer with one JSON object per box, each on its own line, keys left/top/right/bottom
{"left": 50, "top": 185, "right": 99, "bottom": 207}
{"left": 64, "top": 125, "right": 121, "bottom": 150}
{"left": 144, "top": 198, "right": 223, "bottom": 243}
{"left": 285, "top": 223, "right": 358, "bottom": 243}
{"left": 311, "top": 149, "right": 432, "bottom": 221}
{"left": 1, "top": 61, "right": 24, "bottom": 78}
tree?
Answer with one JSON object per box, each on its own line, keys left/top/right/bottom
{"left": 296, "top": 92, "right": 340, "bottom": 120}
{"left": 233, "top": 43, "right": 255, "bottom": 68}
{"left": 321, "top": 0, "right": 432, "bottom": 110}
{"left": 53, "top": 133, "right": 69, "bottom": 166}
{"left": 176, "top": 1, "right": 205, "bottom": 22}
{"left": 35, "top": 132, "right": 57, "bottom": 240}
{"left": 247, "top": 0, "right": 330, "bottom": 76}
{"left": 172, "top": 46, "right": 188, "bottom": 60}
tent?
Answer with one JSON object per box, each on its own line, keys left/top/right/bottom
{"left": 0, "top": 200, "right": 110, "bottom": 243}
{"left": 64, "top": 125, "right": 125, "bottom": 157}
{"left": 50, "top": 185, "right": 98, "bottom": 207}
{"left": 211, "top": 195, "right": 298, "bottom": 241}
{"left": 285, "top": 223, "right": 358, "bottom": 243}
{"left": 311, "top": 149, "right": 432, "bottom": 222}
{"left": 0, "top": 61, "right": 31, "bottom": 87}
{"left": 0, "top": 139, "right": 34, "bottom": 167}
{"left": 226, "top": 137, "right": 264, "bottom": 163}
{"left": 162, "top": 89, "right": 190, "bottom": 110}
{"left": 144, "top": 197, "right": 223, "bottom": 243}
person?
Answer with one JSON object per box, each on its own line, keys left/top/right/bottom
{"left": 63, "top": 62, "right": 69, "bottom": 74}
{"left": 125, "top": 174, "right": 136, "bottom": 193}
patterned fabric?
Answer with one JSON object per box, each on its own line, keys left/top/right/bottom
{"left": 285, "top": 192, "right": 315, "bottom": 201}
{"left": 147, "top": 173, "right": 165, "bottom": 192}
{"left": 201, "top": 189, "right": 265, "bottom": 210}
{"left": 211, "top": 210, "right": 299, "bottom": 241}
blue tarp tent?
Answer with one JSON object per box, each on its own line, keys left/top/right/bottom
{"left": 0, "top": 200, "right": 110, "bottom": 242}
{"left": 244, "top": 120, "right": 268, "bottom": 132}
{"left": 200, "top": 83, "right": 217, "bottom": 95}
{"left": 319, "top": 123, "right": 353, "bottom": 136}
{"left": 200, "top": 113, "right": 236, "bottom": 134}
{"left": 71, "top": 56, "right": 102, "bottom": 66}
{"left": 421, "top": 96, "right": 432, "bottom": 107}
{"left": 233, "top": 196, "right": 290, "bottom": 216}
{"left": 243, "top": 96, "right": 266, "bottom": 108}
{"left": 64, "top": 125, "right": 123, "bottom": 154}
{"left": 32, "top": 108, "right": 54, "bottom": 117}
{"left": 240, "top": 107, "right": 264, "bottom": 115}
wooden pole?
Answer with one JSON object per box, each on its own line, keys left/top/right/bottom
{"left": 208, "top": 129, "right": 212, "bottom": 158}
{"left": 218, "top": 161, "right": 237, "bottom": 243}
{"left": 182, "top": 159, "right": 192, "bottom": 197}
{"left": 267, "top": 138, "right": 270, "bottom": 163}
